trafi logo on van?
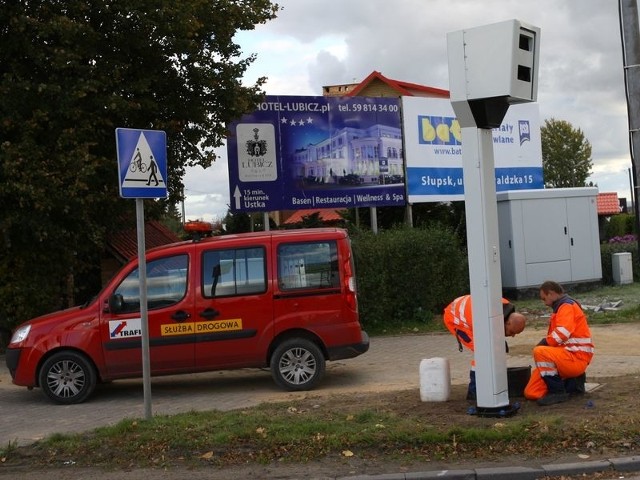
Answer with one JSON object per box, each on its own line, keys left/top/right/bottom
{"left": 109, "top": 319, "right": 142, "bottom": 339}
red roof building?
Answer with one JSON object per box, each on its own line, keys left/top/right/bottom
{"left": 101, "top": 221, "right": 181, "bottom": 286}
{"left": 597, "top": 192, "right": 621, "bottom": 216}
{"left": 107, "top": 220, "right": 181, "bottom": 263}
{"left": 281, "top": 209, "right": 345, "bottom": 226}
{"left": 347, "top": 71, "right": 450, "bottom": 98}
{"left": 322, "top": 70, "right": 449, "bottom": 99}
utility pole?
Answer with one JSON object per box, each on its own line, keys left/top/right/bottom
{"left": 619, "top": 0, "right": 640, "bottom": 255}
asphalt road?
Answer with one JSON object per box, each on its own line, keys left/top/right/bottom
{"left": 2, "top": 324, "right": 640, "bottom": 447}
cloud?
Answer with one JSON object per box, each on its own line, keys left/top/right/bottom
{"left": 182, "top": 148, "right": 230, "bottom": 222}
{"left": 308, "top": 51, "right": 348, "bottom": 91}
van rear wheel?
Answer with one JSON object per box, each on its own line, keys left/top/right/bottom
{"left": 39, "top": 351, "right": 97, "bottom": 404}
{"left": 271, "top": 338, "right": 325, "bottom": 391}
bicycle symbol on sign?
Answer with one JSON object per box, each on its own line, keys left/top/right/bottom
{"left": 129, "top": 148, "right": 147, "bottom": 173}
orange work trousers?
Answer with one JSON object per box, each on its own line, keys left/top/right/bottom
{"left": 524, "top": 345, "right": 590, "bottom": 400}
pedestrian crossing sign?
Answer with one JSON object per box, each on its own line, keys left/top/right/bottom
{"left": 116, "top": 128, "right": 168, "bottom": 199}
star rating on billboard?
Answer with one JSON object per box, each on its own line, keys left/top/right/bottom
{"left": 280, "top": 116, "right": 315, "bottom": 127}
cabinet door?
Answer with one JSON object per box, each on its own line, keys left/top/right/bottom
{"left": 497, "top": 202, "right": 517, "bottom": 287}
{"left": 567, "top": 196, "right": 600, "bottom": 280}
{"left": 522, "top": 198, "right": 570, "bottom": 263}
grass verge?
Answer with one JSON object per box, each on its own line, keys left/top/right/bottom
{"left": 2, "top": 376, "right": 640, "bottom": 472}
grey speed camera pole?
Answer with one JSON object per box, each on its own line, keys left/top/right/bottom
{"left": 447, "top": 19, "right": 540, "bottom": 416}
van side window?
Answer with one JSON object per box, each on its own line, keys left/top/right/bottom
{"left": 278, "top": 241, "right": 339, "bottom": 290}
{"left": 202, "top": 247, "right": 266, "bottom": 297}
{"left": 114, "top": 254, "right": 188, "bottom": 313}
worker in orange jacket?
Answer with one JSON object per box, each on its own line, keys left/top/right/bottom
{"left": 444, "top": 295, "right": 527, "bottom": 400}
{"left": 524, "top": 281, "right": 594, "bottom": 406}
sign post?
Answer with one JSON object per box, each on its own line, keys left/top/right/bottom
{"left": 116, "top": 128, "right": 168, "bottom": 420}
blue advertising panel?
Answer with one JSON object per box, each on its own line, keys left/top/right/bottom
{"left": 226, "top": 96, "right": 406, "bottom": 212}
{"left": 402, "top": 97, "right": 543, "bottom": 203}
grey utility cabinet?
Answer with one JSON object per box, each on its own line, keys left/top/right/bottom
{"left": 497, "top": 187, "right": 602, "bottom": 292}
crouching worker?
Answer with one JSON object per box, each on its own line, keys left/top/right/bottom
{"left": 524, "top": 281, "right": 594, "bottom": 406}
{"left": 444, "top": 295, "right": 527, "bottom": 400}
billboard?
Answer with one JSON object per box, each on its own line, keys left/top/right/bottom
{"left": 226, "top": 95, "right": 406, "bottom": 212}
{"left": 402, "top": 97, "right": 543, "bottom": 203}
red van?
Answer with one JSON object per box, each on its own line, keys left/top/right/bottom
{"left": 5, "top": 228, "right": 369, "bottom": 404}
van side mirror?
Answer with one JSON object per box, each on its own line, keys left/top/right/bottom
{"left": 108, "top": 294, "right": 124, "bottom": 313}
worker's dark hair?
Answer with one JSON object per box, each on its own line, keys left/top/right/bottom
{"left": 502, "top": 302, "right": 515, "bottom": 322}
{"left": 540, "top": 280, "right": 564, "bottom": 295}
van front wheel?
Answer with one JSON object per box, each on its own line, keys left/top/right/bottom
{"left": 39, "top": 351, "right": 97, "bottom": 404}
{"left": 271, "top": 339, "right": 325, "bottom": 391}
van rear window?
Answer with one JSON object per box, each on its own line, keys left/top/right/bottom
{"left": 278, "top": 241, "right": 339, "bottom": 291}
{"left": 202, "top": 247, "right": 267, "bottom": 297}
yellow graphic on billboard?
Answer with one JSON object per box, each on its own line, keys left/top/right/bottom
{"left": 161, "top": 319, "right": 243, "bottom": 336}
{"left": 418, "top": 115, "right": 462, "bottom": 146}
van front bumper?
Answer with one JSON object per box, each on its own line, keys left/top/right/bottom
{"left": 327, "top": 331, "right": 370, "bottom": 360}
{"left": 5, "top": 348, "right": 21, "bottom": 380}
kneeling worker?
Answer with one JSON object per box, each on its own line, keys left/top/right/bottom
{"left": 443, "top": 295, "right": 527, "bottom": 400}
{"left": 524, "top": 281, "right": 594, "bottom": 406}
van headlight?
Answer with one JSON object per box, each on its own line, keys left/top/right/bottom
{"left": 9, "top": 325, "right": 31, "bottom": 345}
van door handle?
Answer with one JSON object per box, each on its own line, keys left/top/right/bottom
{"left": 171, "top": 310, "right": 191, "bottom": 322}
{"left": 200, "top": 308, "right": 220, "bottom": 320}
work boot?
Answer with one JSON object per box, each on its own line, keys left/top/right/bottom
{"left": 537, "top": 374, "right": 569, "bottom": 406}
{"left": 466, "top": 370, "right": 476, "bottom": 401}
{"left": 537, "top": 392, "right": 570, "bottom": 406}
{"left": 565, "top": 373, "right": 586, "bottom": 396}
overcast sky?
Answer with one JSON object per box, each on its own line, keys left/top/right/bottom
{"left": 183, "top": 0, "right": 632, "bottom": 222}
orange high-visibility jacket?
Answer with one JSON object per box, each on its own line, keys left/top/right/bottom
{"left": 545, "top": 295, "right": 594, "bottom": 363}
{"left": 443, "top": 295, "right": 513, "bottom": 352}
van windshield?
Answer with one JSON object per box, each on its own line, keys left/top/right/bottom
{"left": 114, "top": 254, "right": 189, "bottom": 312}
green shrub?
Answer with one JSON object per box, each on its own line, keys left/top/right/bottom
{"left": 351, "top": 226, "right": 469, "bottom": 332}
{"left": 604, "top": 213, "right": 636, "bottom": 241}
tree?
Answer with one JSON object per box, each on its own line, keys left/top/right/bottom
{"left": 222, "top": 209, "right": 252, "bottom": 234}
{"left": 0, "top": 1, "right": 279, "bottom": 329}
{"left": 300, "top": 212, "right": 326, "bottom": 228}
{"left": 541, "top": 118, "right": 593, "bottom": 188}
